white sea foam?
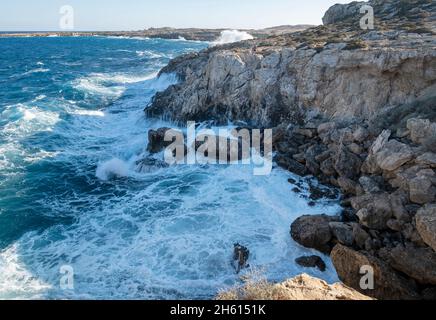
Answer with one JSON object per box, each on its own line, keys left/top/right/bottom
{"left": 20, "top": 68, "right": 50, "bottom": 76}
{"left": 2, "top": 104, "right": 60, "bottom": 136}
{"left": 72, "top": 109, "right": 105, "bottom": 117}
{"left": 136, "top": 50, "right": 163, "bottom": 58}
{"left": 96, "top": 158, "right": 130, "bottom": 180}
{"left": 73, "top": 72, "right": 158, "bottom": 97}
{"left": 32, "top": 95, "right": 47, "bottom": 102}
{"left": 0, "top": 245, "right": 51, "bottom": 300}
{"left": 212, "top": 30, "right": 254, "bottom": 45}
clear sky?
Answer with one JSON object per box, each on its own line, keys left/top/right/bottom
{"left": 0, "top": 0, "right": 351, "bottom": 31}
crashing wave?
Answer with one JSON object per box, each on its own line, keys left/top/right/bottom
{"left": 212, "top": 30, "right": 254, "bottom": 45}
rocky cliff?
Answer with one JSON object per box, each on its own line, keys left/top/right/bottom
{"left": 145, "top": 0, "right": 436, "bottom": 300}
{"left": 147, "top": 0, "right": 435, "bottom": 127}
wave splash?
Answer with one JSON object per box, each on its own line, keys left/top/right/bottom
{"left": 212, "top": 30, "right": 254, "bottom": 45}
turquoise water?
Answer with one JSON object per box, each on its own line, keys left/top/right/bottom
{"left": 0, "top": 36, "right": 340, "bottom": 299}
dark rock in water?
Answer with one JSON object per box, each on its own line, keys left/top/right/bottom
{"left": 147, "top": 127, "right": 172, "bottom": 153}
{"left": 292, "top": 187, "right": 301, "bottom": 194}
{"left": 308, "top": 181, "right": 339, "bottom": 201}
{"left": 233, "top": 243, "right": 250, "bottom": 274}
{"left": 275, "top": 155, "right": 308, "bottom": 176}
{"left": 288, "top": 178, "right": 297, "bottom": 184}
{"left": 136, "top": 157, "right": 169, "bottom": 173}
{"left": 291, "top": 214, "right": 339, "bottom": 254}
{"left": 295, "top": 255, "right": 327, "bottom": 272}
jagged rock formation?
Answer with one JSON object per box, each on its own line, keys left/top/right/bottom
{"left": 145, "top": 0, "right": 436, "bottom": 300}
{"left": 217, "top": 273, "right": 373, "bottom": 300}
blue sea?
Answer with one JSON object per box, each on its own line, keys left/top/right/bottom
{"left": 0, "top": 36, "right": 340, "bottom": 299}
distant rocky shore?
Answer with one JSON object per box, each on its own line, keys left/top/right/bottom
{"left": 144, "top": 0, "right": 436, "bottom": 300}
{"left": 0, "top": 25, "right": 313, "bottom": 42}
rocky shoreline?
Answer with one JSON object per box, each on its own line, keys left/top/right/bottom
{"left": 0, "top": 25, "right": 312, "bottom": 41}
{"left": 143, "top": 0, "right": 435, "bottom": 300}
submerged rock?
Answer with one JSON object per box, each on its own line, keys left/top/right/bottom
{"left": 233, "top": 243, "right": 250, "bottom": 274}
{"left": 295, "top": 255, "right": 327, "bottom": 272}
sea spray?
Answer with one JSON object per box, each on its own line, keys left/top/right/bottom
{"left": 96, "top": 158, "right": 130, "bottom": 181}
{"left": 212, "top": 30, "right": 254, "bottom": 45}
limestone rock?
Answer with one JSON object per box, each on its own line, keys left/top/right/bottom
{"left": 291, "top": 214, "right": 339, "bottom": 253}
{"left": 380, "top": 245, "right": 436, "bottom": 285}
{"left": 375, "top": 140, "right": 414, "bottom": 171}
{"left": 334, "top": 147, "right": 362, "bottom": 179}
{"left": 416, "top": 204, "right": 436, "bottom": 252}
{"left": 329, "top": 222, "right": 354, "bottom": 246}
{"left": 217, "top": 273, "right": 373, "bottom": 300}
{"left": 416, "top": 152, "right": 436, "bottom": 168}
{"left": 352, "top": 193, "right": 393, "bottom": 230}
{"left": 337, "top": 177, "right": 361, "bottom": 196}
{"left": 359, "top": 176, "right": 381, "bottom": 194}
{"left": 352, "top": 223, "right": 370, "bottom": 249}
{"left": 407, "top": 118, "right": 436, "bottom": 145}
{"left": 331, "top": 244, "right": 419, "bottom": 300}
{"left": 322, "top": 2, "right": 365, "bottom": 25}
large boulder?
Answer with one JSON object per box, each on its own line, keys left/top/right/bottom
{"left": 329, "top": 222, "right": 354, "bottom": 246}
{"left": 351, "top": 193, "right": 393, "bottom": 230}
{"left": 409, "top": 174, "right": 436, "bottom": 204}
{"left": 352, "top": 223, "right": 371, "bottom": 249}
{"left": 322, "top": 2, "right": 365, "bottom": 25}
{"left": 334, "top": 147, "right": 362, "bottom": 179}
{"left": 361, "top": 130, "right": 391, "bottom": 174}
{"left": 295, "top": 255, "right": 326, "bottom": 272}
{"left": 379, "top": 245, "right": 436, "bottom": 285}
{"left": 331, "top": 244, "right": 419, "bottom": 300}
{"left": 416, "top": 204, "right": 436, "bottom": 252}
{"left": 416, "top": 152, "right": 436, "bottom": 168}
{"left": 147, "top": 127, "right": 172, "bottom": 153}
{"left": 375, "top": 139, "right": 414, "bottom": 171}
{"left": 291, "top": 214, "right": 339, "bottom": 253}
{"left": 388, "top": 163, "right": 436, "bottom": 204}
{"left": 407, "top": 118, "right": 436, "bottom": 146}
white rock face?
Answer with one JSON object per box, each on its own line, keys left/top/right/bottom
{"left": 148, "top": 45, "right": 436, "bottom": 126}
